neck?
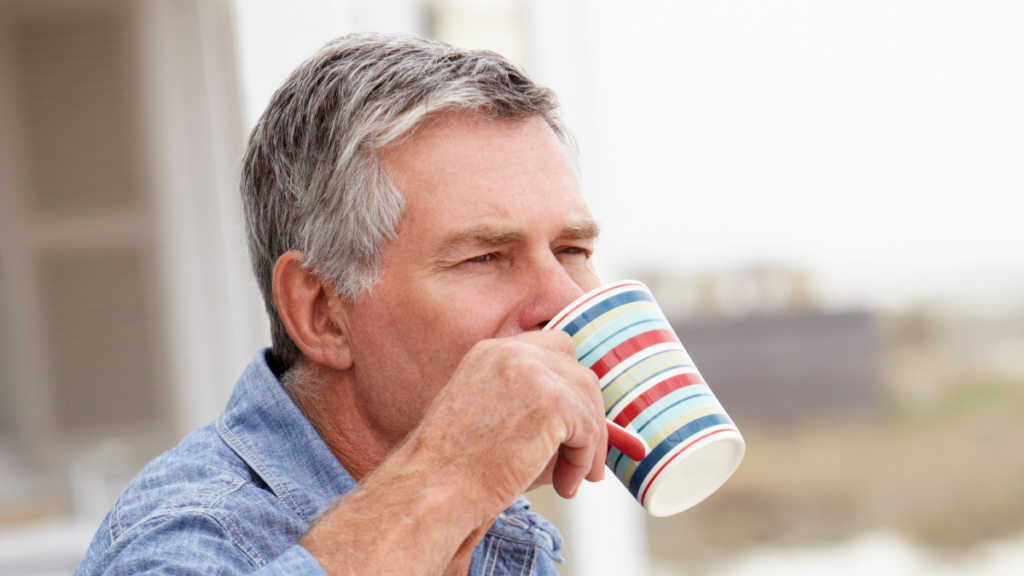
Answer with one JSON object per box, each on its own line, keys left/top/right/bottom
{"left": 285, "top": 361, "right": 391, "bottom": 483}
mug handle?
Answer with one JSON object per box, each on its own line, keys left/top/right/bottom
{"left": 607, "top": 420, "right": 648, "bottom": 461}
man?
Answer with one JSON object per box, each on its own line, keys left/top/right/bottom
{"left": 75, "top": 32, "right": 609, "bottom": 576}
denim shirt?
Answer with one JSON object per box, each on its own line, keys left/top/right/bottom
{"left": 74, "top": 348, "right": 564, "bottom": 576}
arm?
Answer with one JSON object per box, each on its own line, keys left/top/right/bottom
{"left": 300, "top": 332, "right": 608, "bottom": 576}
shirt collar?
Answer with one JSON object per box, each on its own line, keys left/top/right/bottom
{"left": 216, "top": 348, "right": 356, "bottom": 525}
{"left": 216, "top": 348, "right": 563, "bottom": 560}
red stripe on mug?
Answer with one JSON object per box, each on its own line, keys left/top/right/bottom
{"left": 590, "top": 329, "right": 679, "bottom": 379}
{"left": 612, "top": 372, "right": 705, "bottom": 427}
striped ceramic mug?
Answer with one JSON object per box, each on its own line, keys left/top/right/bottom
{"left": 545, "top": 279, "right": 745, "bottom": 517}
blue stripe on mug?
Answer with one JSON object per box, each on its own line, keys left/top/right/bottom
{"left": 609, "top": 393, "right": 719, "bottom": 472}
{"left": 562, "top": 290, "right": 655, "bottom": 337}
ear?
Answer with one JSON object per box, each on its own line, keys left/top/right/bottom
{"left": 272, "top": 251, "right": 353, "bottom": 370}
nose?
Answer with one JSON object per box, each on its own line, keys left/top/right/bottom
{"left": 515, "top": 254, "right": 590, "bottom": 331}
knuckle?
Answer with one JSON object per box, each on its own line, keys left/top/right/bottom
{"left": 551, "top": 330, "right": 576, "bottom": 351}
{"left": 470, "top": 337, "right": 502, "bottom": 355}
{"left": 511, "top": 356, "right": 546, "bottom": 381}
{"left": 531, "top": 379, "right": 566, "bottom": 417}
{"left": 491, "top": 338, "right": 531, "bottom": 359}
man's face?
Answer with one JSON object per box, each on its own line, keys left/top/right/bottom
{"left": 342, "top": 113, "right": 601, "bottom": 447}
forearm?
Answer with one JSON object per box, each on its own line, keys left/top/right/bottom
{"left": 298, "top": 332, "right": 607, "bottom": 575}
{"left": 299, "top": 438, "right": 483, "bottom": 576}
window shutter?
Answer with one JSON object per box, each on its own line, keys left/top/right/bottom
{"left": 2, "top": 2, "right": 169, "bottom": 446}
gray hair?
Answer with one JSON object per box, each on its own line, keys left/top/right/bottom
{"left": 241, "top": 32, "right": 576, "bottom": 372}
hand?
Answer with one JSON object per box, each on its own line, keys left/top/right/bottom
{"left": 403, "top": 330, "right": 608, "bottom": 519}
{"left": 301, "top": 330, "right": 607, "bottom": 576}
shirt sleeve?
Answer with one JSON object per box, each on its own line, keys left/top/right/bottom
{"left": 531, "top": 552, "right": 562, "bottom": 576}
{"left": 73, "top": 511, "right": 326, "bottom": 576}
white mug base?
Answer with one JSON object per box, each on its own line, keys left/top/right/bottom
{"left": 644, "top": 434, "right": 746, "bottom": 517}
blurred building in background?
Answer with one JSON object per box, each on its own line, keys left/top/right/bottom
{"left": 642, "top": 267, "right": 881, "bottom": 422}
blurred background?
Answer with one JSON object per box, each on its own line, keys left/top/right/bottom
{"left": 0, "top": 1, "right": 1021, "bottom": 575}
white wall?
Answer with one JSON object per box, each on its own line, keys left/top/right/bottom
{"left": 138, "top": 0, "right": 268, "bottom": 437}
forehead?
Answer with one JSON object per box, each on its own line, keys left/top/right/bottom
{"left": 379, "top": 113, "right": 590, "bottom": 240}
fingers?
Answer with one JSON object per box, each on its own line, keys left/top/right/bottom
{"left": 452, "top": 331, "right": 606, "bottom": 501}
{"left": 513, "top": 330, "right": 608, "bottom": 496}
{"left": 586, "top": 386, "right": 609, "bottom": 483}
{"left": 516, "top": 329, "right": 579, "bottom": 361}
{"left": 552, "top": 427, "right": 599, "bottom": 498}
{"left": 551, "top": 372, "right": 608, "bottom": 497}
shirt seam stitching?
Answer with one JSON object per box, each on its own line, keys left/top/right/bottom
{"left": 111, "top": 478, "right": 242, "bottom": 539}
{"left": 486, "top": 536, "right": 501, "bottom": 576}
{"left": 482, "top": 535, "right": 495, "bottom": 575}
{"left": 205, "top": 509, "right": 265, "bottom": 567}
{"left": 521, "top": 544, "right": 536, "bottom": 576}
{"left": 114, "top": 509, "right": 265, "bottom": 567}
{"left": 202, "top": 476, "right": 248, "bottom": 510}
{"left": 216, "top": 414, "right": 311, "bottom": 524}
{"left": 486, "top": 532, "right": 554, "bottom": 552}
{"left": 497, "top": 514, "right": 529, "bottom": 529}
{"left": 111, "top": 475, "right": 249, "bottom": 544}
{"left": 111, "top": 495, "right": 124, "bottom": 541}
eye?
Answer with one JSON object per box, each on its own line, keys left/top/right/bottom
{"left": 465, "top": 253, "right": 495, "bottom": 264}
{"left": 557, "top": 246, "right": 591, "bottom": 259}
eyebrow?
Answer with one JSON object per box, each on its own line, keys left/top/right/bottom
{"left": 436, "top": 219, "right": 601, "bottom": 256}
{"left": 561, "top": 220, "right": 601, "bottom": 241}
{"left": 437, "top": 225, "right": 524, "bottom": 255}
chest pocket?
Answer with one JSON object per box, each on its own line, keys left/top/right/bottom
{"left": 473, "top": 533, "right": 546, "bottom": 576}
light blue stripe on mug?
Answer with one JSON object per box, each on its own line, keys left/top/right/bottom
{"left": 613, "top": 446, "right": 632, "bottom": 477}
{"left": 577, "top": 317, "right": 675, "bottom": 367}
{"left": 626, "top": 384, "right": 716, "bottom": 434}
{"left": 636, "top": 395, "right": 724, "bottom": 440}
{"left": 603, "top": 359, "right": 696, "bottom": 414}
{"left": 574, "top": 309, "right": 669, "bottom": 360}
{"left": 607, "top": 446, "right": 623, "bottom": 467}
{"left": 626, "top": 383, "right": 716, "bottom": 432}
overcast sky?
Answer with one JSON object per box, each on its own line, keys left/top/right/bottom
{"left": 234, "top": 0, "right": 1024, "bottom": 310}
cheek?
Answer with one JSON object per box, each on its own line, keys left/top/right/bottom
{"left": 433, "top": 304, "right": 510, "bottom": 365}
{"left": 572, "top": 264, "right": 601, "bottom": 293}
{"left": 359, "top": 291, "right": 508, "bottom": 381}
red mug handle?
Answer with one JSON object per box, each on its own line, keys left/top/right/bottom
{"left": 607, "top": 420, "right": 648, "bottom": 461}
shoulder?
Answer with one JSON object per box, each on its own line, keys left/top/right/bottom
{"left": 81, "top": 422, "right": 309, "bottom": 574}
{"left": 111, "top": 422, "right": 257, "bottom": 532}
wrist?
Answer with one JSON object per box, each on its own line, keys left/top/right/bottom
{"left": 377, "top": 430, "right": 489, "bottom": 533}
{"left": 301, "top": 435, "right": 489, "bottom": 576}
